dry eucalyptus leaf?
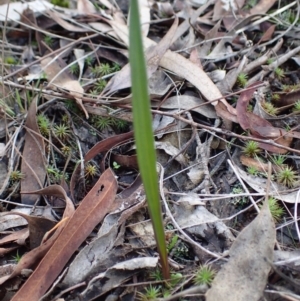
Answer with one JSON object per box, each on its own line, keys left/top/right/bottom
{"left": 73, "top": 49, "right": 85, "bottom": 81}
{"left": 155, "top": 95, "right": 217, "bottom": 119}
{"left": 0, "top": 0, "right": 53, "bottom": 22}
{"left": 174, "top": 200, "right": 234, "bottom": 241}
{"left": 155, "top": 141, "right": 187, "bottom": 166}
{"left": 206, "top": 200, "right": 276, "bottom": 301}
{"left": 103, "top": 17, "right": 178, "bottom": 95}
{"left": 77, "top": 0, "right": 97, "bottom": 14}
{"left": 109, "top": 19, "right": 236, "bottom": 123}
{"left": 41, "top": 58, "right": 89, "bottom": 118}
{"left": 78, "top": 257, "right": 158, "bottom": 301}
{"left": 235, "top": 164, "right": 299, "bottom": 203}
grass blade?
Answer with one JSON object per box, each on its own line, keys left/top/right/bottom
{"left": 129, "top": 0, "right": 170, "bottom": 279}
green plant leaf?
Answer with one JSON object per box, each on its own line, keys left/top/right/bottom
{"left": 129, "top": 0, "right": 170, "bottom": 279}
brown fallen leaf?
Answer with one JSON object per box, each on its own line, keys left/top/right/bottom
{"left": 0, "top": 213, "right": 56, "bottom": 249}
{"left": 111, "top": 153, "right": 138, "bottom": 169}
{"left": 108, "top": 19, "right": 234, "bottom": 123}
{"left": 240, "top": 154, "right": 282, "bottom": 173}
{"left": 249, "top": 0, "right": 277, "bottom": 15}
{"left": 41, "top": 57, "right": 89, "bottom": 118}
{"left": 258, "top": 24, "right": 276, "bottom": 43}
{"left": 46, "top": 10, "right": 90, "bottom": 32}
{"left": 21, "top": 96, "right": 46, "bottom": 205}
{"left": 236, "top": 82, "right": 294, "bottom": 153}
{"left": 103, "top": 16, "right": 178, "bottom": 95}
{"left": 206, "top": 200, "right": 275, "bottom": 301}
{"left": 63, "top": 184, "right": 146, "bottom": 286}
{"left": 77, "top": 0, "right": 96, "bottom": 14}
{"left": 70, "top": 131, "right": 133, "bottom": 199}
{"left": 0, "top": 185, "right": 74, "bottom": 286}
{"left": 0, "top": 228, "right": 28, "bottom": 247}
{"left": 11, "top": 169, "right": 117, "bottom": 301}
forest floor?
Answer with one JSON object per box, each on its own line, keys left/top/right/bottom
{"left": 1, "top": 0, "right": 300, "bottom": 300}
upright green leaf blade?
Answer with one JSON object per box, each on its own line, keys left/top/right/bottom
{"left": 129, "top": 0, "right": 170, "bottom": 279}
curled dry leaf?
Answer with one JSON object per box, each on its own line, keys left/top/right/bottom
{"left": 103, "top": 16, "right": 179, "bottom": 95}
{"left": 70, "top": 131, "right": 133, "bottom": 199}
{"left": 0, "top": 0, "right": 54, "bottom": 22}
{"left": 63, "top": 184, "right": 146, "bottom": 285}
{"left": 78, "top": 257, "right": 158, "bottom": 301}
{"left": 46, "top": 10, "right": 90, "bottom": 32}
{"left": 0, "top": 185, "right": 74, "bottom": 287}
{"left": 236, "top": 82, "right": 296, "bottom": 153}
{"left": 21, "top": 97, "right": 46, "bottom": 205}
{"left": 234, "top": 163, "right": 299, "bottom": 203}
{"left": 41, "top": 57, "right": 89, "bottom": 118}
{"left": 206, "top": 200, "right": 275, "bottom": 301}
{"left": 108, "top": 18, "right": 237, "bottom": 125}
{"left": 77, "top": 0, "right": 97, "bottom": 14}
{"left": 135, "top": 0, "right": 150, "bottom": 36}
{"left": 155, "top": 95, "right": 217, "bottom": 119}
{"left": 249, "top": 0, "right": 277, "bottom": 15}
{"left": 240, "top": 154, "right": 282, "bottom": 173}
{"left": 0, "top": 212, "right": 56, "bottom": 249}
{"left": 11, "top": 170, "right": 117, "bottom": 301}
{"left": 0, "top": 228, "right": 28, "bottom": 248}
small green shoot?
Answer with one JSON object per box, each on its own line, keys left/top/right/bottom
{"left": 69, "top": 63, "right": 79, "bottom": 75}
{"left": 4, "top": 56, "right": 17, "bottom": 65}
{"left": 231, "top": 186, "right": 248, "bottom": 206}
{"left": 129, "top": 0, "right": 169, "bottom": 279}
{"left": 261, "top": 102, "right": 278, "bottom": 116}
{"left": 274, "top": 67, "right": 285, "bottom": 79}
{"left": 167, "top": 234, "right": 178, "bottom": 253}
{"left": 47, "top": 165, "right": 66, "bottom": 182}
{"left": 242, "top": 140, "right": 261, "bottom": 157}
{"left": 237, "top": 73, "right": 248, "bottom": 87}
{"left": 0, "top": 99, "right": 15, "bottom": 116}
{"left": 169, "top": 273, "right": 182, "bottom": 287}
{"left": 194, "top": 265, "right": 216, "bottom": 286}
{"left": 43, "top": 35, "right": 53, "bottom": 47}
{"left": 112, "top": 62, "right": 121, "bottom": 71}
{"left": 98, "top": 63, "right": 112, "bottom": 76}
{"left": 271, "top": 155, "right": 286, "bottom": 165}
{"left": 91, "top": 63, "right": 113, "bottom": 77}
{"left": 272, "top": 93, "right": 280, "bottom": 101}
{"left": 92, "top": 116, "right": 113, "bottom": 130}
{"left": 137, "top": 286, "right": 161, "bottom": 301}
{"left": 85, "top": 56, "right": 94, "bottom": 67}
{"left": 61, "top": 145, "right": 72, "bottom": 156}
{"left": 261, "top": 197, "right": 285, "bottom": 222}
{"left": 244, "top": 0, "right": 257, "bottom": 9}
{"left": 37, "top": 114, "right": 51, "bottom": 137}
{"left": 112, "top": 161, "right": 121, "bottom": 169}
{"left": 277, "top": 166, "right": 297, "bottom": 187}
{"left": 50, "top": 0, "right": 69, "bottom": 7}
{"left": 112, "top": 118, "right": 129, "bottom": 130}
{"left": 247, "top": 104, "right": 253, "bottom": 112}
{"left": 247, "top": 166, "right": 258, "bottom": 176}
{"left": 293, "top": 100, "right": 300, "bottom": 112}
{"left": 53, "top": 124, "right": 70, "bottom": 140}
{"left": 267, "top": 58, "right": 274, "bottom": 65}
{"left": 12, "top": 251, "right": 22, "bottom": 263}
{"left": 85, "top": 163, "right": 98, "bottom": 178}
{"left": 150, "top": 269, "right": 163, "bottom": 281}
{"left": 95, "top": 79, "right": 107, "bottom": 92}
{"left": 10, "top": 170, "right": 25, "bottom": 182}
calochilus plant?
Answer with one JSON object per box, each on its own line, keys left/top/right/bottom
{"left": 129, "top": 0, "right": 170, "bottom": 279}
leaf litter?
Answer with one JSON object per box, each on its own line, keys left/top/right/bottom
{"left": 1, "top": 0, "right": 300, "bottom": 300}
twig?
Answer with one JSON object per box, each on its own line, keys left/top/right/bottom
{"left": 227, "top": 159, "right": 260, "bottom": 212}
{"left": 158, "top": 163, "right": 222, "bottom": 259}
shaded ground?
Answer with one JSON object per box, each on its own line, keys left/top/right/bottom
{"left": 1, "top": 0, "right": 300, "bottom": 300}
